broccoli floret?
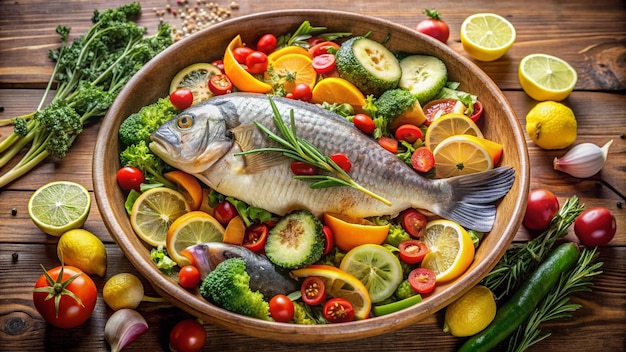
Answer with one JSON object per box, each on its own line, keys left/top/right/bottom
{"left": 385, "top": 223, "right": 411, "bottom": 248}
{"left": 118, "top": 96, "right": 178, "bottom": 147}
{"left": 120, "top": 140, "right": 174, "bottom": 188}
{"left": 35, "top": 100, "right": 83, "bottom": 159}
{"left": 394, "top": 279, "right": 419, "bottom": 301}
{"left": 199, "top": 258, "right": 272, "bottom": 321}
{"left": 374, "top": 88, "right": 424, "bottom": 129}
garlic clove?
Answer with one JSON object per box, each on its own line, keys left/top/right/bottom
{"left": 105, "top": 308, "right": 148, "bottom": 352}
{"left": 553, "top": 140, "right": 613, "bottom": 178}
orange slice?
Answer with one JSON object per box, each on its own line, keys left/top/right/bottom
{"left": 323, "top": 213, "right": 390, "bottom": 252}
{"left": 224, "top": 35, "right": 273, "bottom": 93}
{"left": 268, "top": 45, "right": 313, "bottom": 61}
{"left": 432, "top": 134, "right": 502, "bottom": 178}
{"left": 420, "top": 220, "right": 475, "bottom": 282}
{"left": 268, "top": 53, "right": 317, "bottom": 93}
{"left": 164, "top": 170, "right": 203, "bottom": 211}
{"left": 166, "top": 211, "right": 225, "bottom": 266}
{"left": 222, "top": 215, "right": 246, "bottom": 245}
{"left": 311, "top": 77, "right": 367, "bottom": 113}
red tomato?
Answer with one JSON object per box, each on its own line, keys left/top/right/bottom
{"left": 395, "top": 124, "right": 423, "bottom": 143}
{"left": 470, "top": 101, "right": 484, "bottom": 122}
{"left": 290, "top": 83, "right": 313, "bottom": 102}
{"left": 256, "top": 33, "right": 277, "bottom": 55}
{"left": 574, "top": 207, "right": 616, "bottom": 247}
{"left": 213, "top": 200, "right": 238, "bottom": 225}
{"left": 269, "top": 294, "right": 295, "bottom": 323}
{"left": 522, "top": 189, "right": 560, "bottom": 231}
{"left": 169, "top": 88, "right": 194, "bottom": 110}
{"left": 232, "top": 46, "right": 254, "bottom": 64}
{"left": 415, "top": 9, "right": 450, "bottom": 43}
{"left": 307, "top": 37, "right": 326, "bottom": 47}
{"left": 309, "top": 41, "right": 341, "bottom": 57}
{"left": 398, "top": 240, "right": 429, "bottom": 264}
{"left": 353, "top": 113, "right": 376, "bottom": 134}
{"left": 378, "top": 136, "right": 399, "bottom": 153}
{"left": 323, "top": 298, "right": 355, "bottom": 323}
{"left": 243, "top": 224, "right": 268, "bottom": 253}
{"left": 208, "top": 74, "right": 233, "bottom": 95}
{"left": 330, "top": 153, "right": 352, "bottom": 173}
{"left": 422, "top": 99, "right": 461, "bottom": 125}
{"left": 211, "top": 59, "right": 224, "bottom": 73}
{"left": 169, "top": 319, "right": 206, "bottom": 352}
{"left": 312, "top": 54, "right": 337, "bottom": 74}
{"left": 410, "top": 146, "right": 435, "bottom": 173}
{"left": 116, "top": 166, "right": 145, "bottom": 192}
{"left": 322, "top": 225, "right": 334, "bottom": 255}
{"left": 33, "top": 265, "right": 97, "bottom": 329}
{"left": 401, "top": 209, "right": 428, "bottom": 238}
{"left": 301, "top": 276, "right": 327, "bottom": 305}
{"left": 290, "top": 161, "right": 317, "bottom": 175}
{"left": 178, "top": 265, "right": 201, "bottom": 289}
{"left": 245, "top": 51, "right": 269, "bottom": 75}
{"left": 408, "top": 267, "right": 436, "bottom": 294}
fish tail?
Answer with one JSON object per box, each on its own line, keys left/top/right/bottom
{"left": 433, "top": 167, "right": 516, "bottom": 232}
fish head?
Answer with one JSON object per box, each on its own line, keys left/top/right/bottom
{"left": 149, "top": 104, "right": 233, "bottom": 174}
{"left": 181, "top": 242, "right": 247, "bottom": 279}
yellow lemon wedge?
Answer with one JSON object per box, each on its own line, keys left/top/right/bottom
{"left": 420, "top": 219, "right": 475, "bottom": 283}
{"left": 166, "top": 211, "right": 225, "bottom": 266}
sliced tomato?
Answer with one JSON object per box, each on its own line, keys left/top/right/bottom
{"left": 422, "top": 99, "right": 465, "bottom": 125}
{"left": 312, "top": 54, "right": 336, "bottom": 74}
{"left": 243, "top": 224, "right": 268, "bottom": 253}
{"left": 401, "top": 209, "right": 428, "bottom": 238}
{"left": 323, "top": 298, "right": 355, "bottom": 323}
{"left": 208, "top": 74, "right": 233, "bottom": 96}
{"left": 330, "top": 153, "right": 352, "bottom": 173}
{"left": 408, "top": 267, "right": 436, "bottom": 294}
{"left": 394, "top": 124, "right": 423, "bottom": 143}
{"left": 378, "top": 136, "right": 398, "bottom": 153}
{"left": 322, "top": 225, "right": 334, "bottom": 255}
{"left": 470, "top": 101, "right": 484, "bottom": 122}
{"left": 410, "top": 147, "right": 435, "bottom": 173}
{"left": 308, "top": 41, "right": 340, "bottom": 57}
{"left": 301, "top": 276, "right": 327, "bottom": 305}
{"left": 398, "top": 240, "right": 429, "bottom": 264}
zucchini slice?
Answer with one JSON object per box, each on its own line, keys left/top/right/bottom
{"left": 265, "top": 210, "right": 324, "bottom": 269}
{"left": 398, "top": 55, "right": 448, "bottom": 105}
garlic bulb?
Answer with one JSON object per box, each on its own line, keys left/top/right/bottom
{"left": 105, "top": 309, "right": 148, "bottom": 352}
{"left": 553, "top": 140, "right": 613, "bottom": 178}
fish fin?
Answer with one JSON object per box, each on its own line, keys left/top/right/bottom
{"left": 231, "top": 124, "right": 285, "bottom": 173}
{"left": 433, "top": 167, "right": 516, "bottom": 232}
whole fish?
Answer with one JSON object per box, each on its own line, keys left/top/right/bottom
{"left": 182, "top": 242, "right": 299, "bottom": 299}
{"left": 150, "top": 92, "right": 515, "bottom": 232}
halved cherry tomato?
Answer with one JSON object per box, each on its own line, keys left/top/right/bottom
{"left": 309, "top": 41, "right": 340, "bottom": 57}
{"left": 213, "top": 200, "right": 238, "bottom": 225}
{"left": 353, "top": 113, "right": 376, "bottom": 134}
{"left": 243, "top": 224, "right": 268, "bottom": 253}
{"left": 289, "top": 83, "right": 313, "bottom": 102}
{"left": 211, "top": 59, "right": 224, "bottom": 73}
{"left": 301, "top": 276, "right": 327, "bottom": 305}
{"left": 470, "top": 101, "right": 483, "bottom": 122}
{"left": 394, "top": 124, "right": 423, "bottom": 143}
{"left": 408, "top": 267, "right": 436, "bottom": 294}
{"left": 232, "top": 46, "right": 254, "bottom": 64}
{"left": 208, "top": 74, "right": 233, "bottom": 96}
{"left": 330, "top": 153, "right": 352, "bottom": 173}
{"left": 312, "top": 54, "right": 337, "bottom": 74}
{"left": 269, "top": 294, "right": 295, "bottom": 323}
{"left": 169, "top": 88, "right": 194, "bottom": 110}
{"left": 410, "top": 146, "right": 435, "bottom": 173}
{"left": 398, "top": 240, "right": 429, "bottom": 264}
{"left": 290, "top": 161, "right": 317, "bottom": 175}
{"left": 422, "top": 99, "right": 465, "bottom": 125}
{"left": 116, "top": 166, "right": 145, "bottom": 192}
{"left": 169, "top": 319, "right": 206, "bottom": 352}
{"left": 322, "top": 225, "right": 334, "bottom": 255}
{"left": 378, "top": 136, "right": 398, "bottom": 153}
{"left": 245, "top": 51, "right": 269, "bottom": 75}
{"left": 401, "top": 209, "right": 428, "bottom": 238}
{"left": 178, "top": 265, "right": 201, "bottom": 289}
{"left": 323, "top": 298, "right": 355, "bottom": 323}
{"left": 256, "top": 34, "right": 277, "bottom": 55}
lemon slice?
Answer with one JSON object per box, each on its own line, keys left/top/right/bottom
{"left": 166, "top": 211, "right": 225, "bottom": 266}
{"left": 130, "top": 187, "right": 190, "bottom": 247}
{"left": 424, "top": 113, "right": 484, "bottom": 151}
{"left": 518, "top": 53, "right": 578, "bottom": 101}
{"left": 169, "top": 63, "right": 222, "bottom": 105}
{"left": 432, "top": 134, "right": 500, "bottom": 178}
{"left": 339, "top": 244, "right": 403, "bottom": 303}
{"left": 460, "top": 13, "right": 516, "bottom": 62}
{"left": 420, "top": 220, "right": 475, "bottom": 283}
{"left": 28, "top": 181, "right": 91, "bottom": 236}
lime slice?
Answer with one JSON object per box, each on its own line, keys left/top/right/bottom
{"left": 460, "top": 13, "right": 516, "bottom": 62}
{"left": 130, "top": 187, "right": 190, "bottom": 247}
{"left": 339, "top": 244, "right": 403, "bottom": 303}
{"left": 518, "top": 53, "right": 578, "bottom": 101}
{"left": 28, "top": 181, "right": 91, "bottom": 236}
{"left": 169, "top": 63, "right": 222, "bottom": 106}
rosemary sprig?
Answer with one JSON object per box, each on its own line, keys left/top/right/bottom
{"left": 236, "top": 97, "right": 391, "bottom": 206}
{"left": 507, "top": 247, "right": 604, "bottom": 352}
{"left": 481, "top": 196, "right": 585, "bottom": 299}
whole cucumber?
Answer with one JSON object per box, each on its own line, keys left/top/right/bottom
{"left": 458, "top": 242, "right": 580, "bottom": 352}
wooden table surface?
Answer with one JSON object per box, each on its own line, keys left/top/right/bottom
{"left": 1, "top": 0, "right": 625, "bottom": 351}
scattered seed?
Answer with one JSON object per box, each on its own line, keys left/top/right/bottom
{"left": 11, "top": 207, "right": 17, "bottom": 216}
{"left": 617, "top": 201, "right": 623, "bottom": 209}
{"left": 12, "top": 252, "right": 19, "bottom": 262}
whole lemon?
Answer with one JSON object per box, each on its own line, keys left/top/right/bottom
{"left": 443, "top": 285, "right": 496, "bottom": 337}
{"left": 57, "top": 229, "right": 107, "bottom": 276}
{"left": 103, "top": 273, "right": 145, "bottom": 310}
{"left": 525, "top": 101, "right": 577, "bottom": 149}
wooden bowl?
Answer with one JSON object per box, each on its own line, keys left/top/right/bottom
{"left": 93, "top": 10, "right": 529, "bottom": 343}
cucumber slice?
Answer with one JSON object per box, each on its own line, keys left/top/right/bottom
{"left": 335, "top": 36, "right": 402, "bottom": 96}
{"left": 169, "top": 63, "right": 222, "bottom": 106}
{"left": 398, "top": 55, "right": 448, "bottom": 105}
{"left": 264, "top": 210, "right": 324, "bottom": 269}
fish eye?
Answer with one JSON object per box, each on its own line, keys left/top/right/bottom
{"left": 176, "top": 115, "right": 193, "bottom": 129}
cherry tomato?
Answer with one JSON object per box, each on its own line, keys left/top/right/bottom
{"left": 378, "top": 136, "right": 398, "bottom": 153}
{"left": 301, "top": 276, "right": 327, "bottom": 305}
{"left": 415, "top": 9, "right": 450, "bottom": 43}
{"left": 352, "top": 113, "right": 376, "bottom": 134}
{"left": 308, "top": 41, "right": 340, "bottom": 57}
{"left": 33, "top": 265, "right": 97, "bottom": 329}
{"left": 394, "top": 124, "right": 423, "bottom": 143}
{"left": 290, "top": 83, "right": 313, "bottom": 102}
{"left": 178, "top": 265, "right": 201, "bottom": 289}
{"left": 408, "top": 267, "right": 436, "bottom": 294}
{"left": 243, "top": 224, "right": 268, "bottom": 253}
{"left": 574, "top": 207, "right": 616, "bottom": 247}
{"left": 322, "top": 225, "right": 334, "bottom": 255}
{"left": 290, "top": 161, "right": 317, "bottom": 175}
{"left": 211, "top": 59, "right": 224, "bottom": 73}
{"left": 401, "top": 209, "right": 428, "bottom": 238}
{"left": 116, "top": 166, "right": 145, "bottom": 192}
{"left": 330, "top": 153, "right": 352, "bottom": 173}
{"left": 245, "top": 51, "right": 269, "bottom": 75}
{"left": 232, "top": 46, "right": 254, "bottom": 64}
{"left": 470, "top": 101, "right": 484, "bottom": 122}
{"left": 398, "top": 240, "right": 429, "bottom": 264}
{"left": 312, "top": 54, "right": 337, "bottom": 74}
{"left": 256, "top": 33, "right": 277, "bottom": 55}
{"left": 422, "top": 99, "right": 463, "bottom": 125}
{"left": 169, "top": 319, "right": 206, "bottom": 352}
{"left": 213, "top": 200, "right": 238, "bottom": 225}
{"left": 269, "top": 294, "right": 295, "bottom": 323}
{"left": 410, "top": 146, "right": 435, "bottom": 173}
{"left": 323, "top": 298, "right": 355, "bottom": 323}
{"left": 169, "top": 88, "right": 194, "bottom": 110}
{"left": 208, "top": 74, "right": 233, "bottom": 95}
{"left": 522, "top": 189, "right": 560, "bottom": 232}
